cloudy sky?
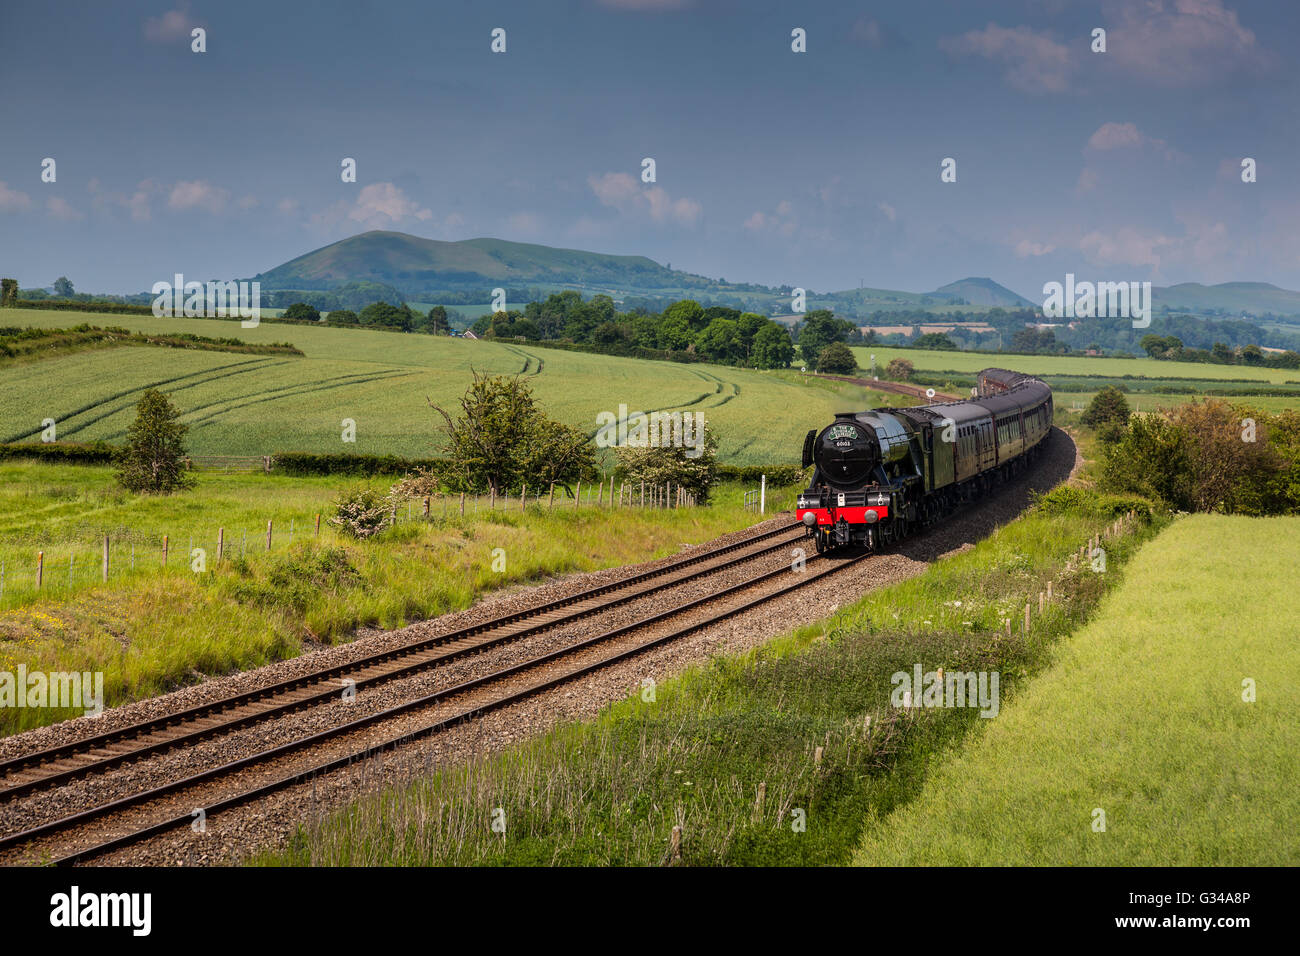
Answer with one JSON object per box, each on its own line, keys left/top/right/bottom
{"left": 1, "top": 0, "right": 1296, "bottom": 298}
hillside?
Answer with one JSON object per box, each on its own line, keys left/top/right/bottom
{"left": 1153, "top": 281, "right": 1300, "bottom": 317}
{"left": 931, "top": 277, "right": 1035, "bottom": 308}
{"left": 255, "top": 231, "right": 682, "bottom": 295}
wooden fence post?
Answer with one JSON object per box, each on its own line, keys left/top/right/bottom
{"left": 597, "top": 480, "right": 603, "bottom": 507}
{"left": 548, "top": 483, "right": 555, "bottom": 510}
{"left": 460, "top": 492, "right": 466, "bottom": 516}
{"left": 266, "top": 519, "right": 273, "bottom": 551}
{"left": 608, "top": 475, "right": 614, "bottom": 507}
{"left": 162, "top": 535, "right": 169, "bottom": 568}
{"left": 520, "top": 484, "right": 526, "bottom": 511}
{"left": 490, "top": 488, "right": 496, "bottom": 511}
{"left": 574, "top": 480, "right": 581, "bottom": 510}
{"left": 315, "top": 513, "right": 321, "bottom": 536}
{"left": 640, "top": 481, "right": 645, "bottom": 508}
{"left": 37, "top": 551, "right": 44, "bottom": 589}
{"left": 217, "top": 527, "right": 224, "bottom": 563}
{"left": 422, "top": 497, "right": 430, "bottom": 520}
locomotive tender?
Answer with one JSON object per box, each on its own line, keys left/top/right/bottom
{"left": 795, "top": 368, "right": 1053, "bottom": 552}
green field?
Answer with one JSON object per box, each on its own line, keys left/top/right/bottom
{"left": 0, "top": 307, "right": 890, "bottom": 465}
{"left": 852, "top": 513, "right": 1299, "bottom": 866}
{"left": 850, "top": 345, "right": 1300, "bottom": 386}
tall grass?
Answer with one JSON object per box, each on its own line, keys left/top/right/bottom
{"left": 0, "top": 461, "right": 780, "bottom": 735}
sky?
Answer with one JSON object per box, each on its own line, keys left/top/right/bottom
{"left": 1, "top": 0, "right": 1298, "bottom": 299}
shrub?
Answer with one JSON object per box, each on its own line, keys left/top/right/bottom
{"left": 328, "top": 486, "right": 393, "bottom": 539}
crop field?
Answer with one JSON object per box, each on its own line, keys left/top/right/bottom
{"left": 849, "top": 345, "right": 1300, "bottom": 385}
{"left": 1, "top": 307, "right": 888, "bottom": 465}
{"left": 852, "top": 514, "right": 1299, "bottom": 866}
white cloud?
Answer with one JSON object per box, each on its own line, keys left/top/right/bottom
{"left": 877, "top": 201, "right": 897, "bottom": 222}
{"left": 1102, "top": 0, "right": 1266, "bottom": 87}
{"left": 1014, "top": 239, "right": 1054, "bottom": 257}
{"left": 1079, "top": 226, "right": 1175, "bottom": 269}
{"left": 237, "top": 195, "right": 259, "bottom": 210}
{"left": 1087, "top": 122, "right": 1144, "bottom": 150}
{"left": 143, "top": 4, "right": 195, "bottom": 43}
{"left": 940, "top": 23, "right": 1072, "bottom": 93}
{"left": 587, "top": 172, "right": 701, "bottom": 227}
{"left": 87, "top": 178, "right": 154, "bottom": 220}
{"left": 168, "top": 179, "right": 229, "bottom": 214}
{"left": 47, "top": 197, "right": 84, "bottom": 221}
{"left": 0, "top": 181, "right": 33, "bottom": 213}
{"left": 347, "top": 182, "right": 433, "bottom": 228}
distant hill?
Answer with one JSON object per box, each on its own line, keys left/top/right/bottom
{"left": 930, "top": 277, "right": 1036, "bottom": 309}
{"left": 250, "top": 230, "right": 1300, "bottom": 322}
{"left": 1154, "top": 282, "right": 1300, "bottom": 318}
{"left": 255, "top": 231, "right": 683, "bottom": 297}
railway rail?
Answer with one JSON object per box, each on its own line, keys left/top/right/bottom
{"left": 0, "top": 520, "right": 875, "bottom": 865}
{"left": 0, "top": 521, "right": 805, "bottom": 802}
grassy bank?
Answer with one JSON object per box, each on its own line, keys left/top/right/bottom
{"left": 0, "top": 460, "right": 779, "bottom": 736}
{"left": 257, "top": 487, "right": 1159, "bottom": 866}
{"left": 852, "top": 513, "right": 1300, "bottom": 866}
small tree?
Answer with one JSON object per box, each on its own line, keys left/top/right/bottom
{"left": 617, "top": 420, "right": 720, "bottom": 503}
{"left": 329, "top": 486, "right": 393, "bottom": 539}
{"left": 883, "top": 358, "right": 914, "bottom": 381}
{"left": 0, "top": 278, "right": 17, "bottom": 307}
{"left": 283, "top": 302, "right": 321, "bottom": 321}
{"left": 52, "top": 276, "right": 74, "bottom": 298}
{"left": 425, "top": 305, "right": 450, "bottom": 334}
{"left": 1081, "top": 386, "right": 1131, "bottom": 430}
{"left": 816, "top": 341, "right": 858, "bottom": 374}
{"left": 115, "top": 389, "right": 195, "bottom": 494}
{"left": 429, "top": 371, "right": 596, "bottom": 495}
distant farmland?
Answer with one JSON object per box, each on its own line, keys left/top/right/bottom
{"left": 0, "top": 307, "right": 890, "bottom": 465}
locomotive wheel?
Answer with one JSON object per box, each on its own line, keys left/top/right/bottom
{"left": 814, "top": 530, "right": 827, "bottom": 553}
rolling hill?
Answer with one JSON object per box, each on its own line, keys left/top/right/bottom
{"left": 255, "top": 232, "right": 682, "bottom": 295}
{"left": 1152, "top": 281, "right": 1300, "bottom": 317}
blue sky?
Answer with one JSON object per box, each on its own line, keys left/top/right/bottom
{"left": 1, "top": 0, "right": 1297, "bottom": 298}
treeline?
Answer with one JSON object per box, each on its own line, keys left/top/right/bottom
{"left": 0, "top": 324, "right": 302, "bottom": 361}
{"left": 1138, "top": 333, "right": 1300, "bottom": 369}
{"left": 1084, "top": 388, "right": 1300, "bottom": 515}
{"left": 467, "top": 291, "right": 800, "bottom": 370}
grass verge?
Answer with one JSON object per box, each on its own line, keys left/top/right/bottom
{"left": 852, "top": 512, "right": 1299, "bottom": 866}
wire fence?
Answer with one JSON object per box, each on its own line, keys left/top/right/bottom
{"left": 0, "top": 477, "right": 717, "bottom": 608}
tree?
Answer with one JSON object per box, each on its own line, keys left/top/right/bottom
{"left": 617, "top": 420, "right": 720, "bottom": 503}
{"left": 816, "top": 341, "right": 858, "bottom": 374}
{"left": 1100, "top": 413, "right": 1192, "bottom": 510}
{"left": 912, "top": 332, "right": 957, "bottom": 350}
{"left": 1081, "top": 386, "right": 1131, "bottom": 430}
{"left": 283, "top": 302, "right": 320, "bottom": 321}
{"left": 1211, "top": 342, "right": 1235, "bottom": 364}
{"left": 0, "top": 278, "right": 17, "bottom": 307}
{"left": 797, "top": 310, "right": 853, "bottom": 369}
{"left": 428, "top": 371, "right": 596, "bottom": 495}
{"left": 328, "top": 309, "right": 358, "bottom": 325}
{"left": 884, "top": 358, "right": 914, "bottom": 381}
{"left": 751, "top": 322, "right": 795, "bottom": 369}
{"left": 115, "top": 390, "right": 195, "bottom": 494}
{"left": 52, "top": 276, "right": 74, "bottom": 298}
{"left": 359, "top": 301, "right": 413, "bottom": 330}
{"left": 1170, "top": 399, "right": 1281, "bottom": 513}
{"left": 425, "top": 305, "right": 450, "bottom": 334}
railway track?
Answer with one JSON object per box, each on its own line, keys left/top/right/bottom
{"left": 0, "top": 521, "right": 878, "bottom": 866}
{"left": 0, "top": 521, "right": 805, "bottom": 803}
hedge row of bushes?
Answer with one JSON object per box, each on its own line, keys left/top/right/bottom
{"left": 0, "top": 441, "right": 117, "bottom": 464}
{"left": 13, "top": 298, "right": 156, "bottom": 315}
{"left": 269, "top": 451, "right": 452, "bottom": 477}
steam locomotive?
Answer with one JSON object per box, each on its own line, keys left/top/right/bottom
{"left": 795, "top": 368, "right": 1053, "bottom": 552}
